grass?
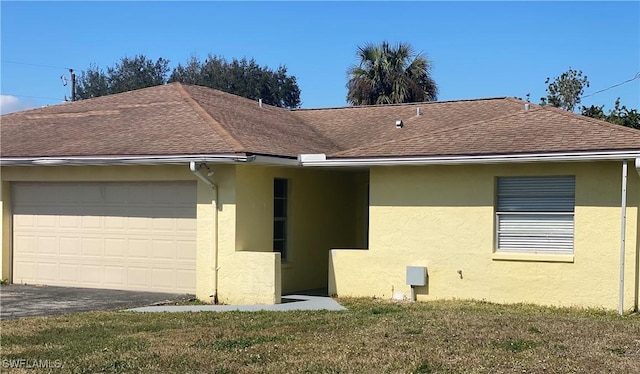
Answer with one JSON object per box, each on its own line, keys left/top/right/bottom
{"left": 1, "top": 298, "right": 639, "bottom": 373}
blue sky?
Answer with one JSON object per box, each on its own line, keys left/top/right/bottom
{"left": 1, "top": 1, "right": 639, "bottom": 114}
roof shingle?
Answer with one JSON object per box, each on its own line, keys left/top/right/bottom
{"left": 2, "top": 83, "right": 639, "bottom": 160}
{"left": 330, "top": 105, "right": 640, "bottom": 158}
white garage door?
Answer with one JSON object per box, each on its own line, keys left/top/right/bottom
{"left": 12, "top": 181, "right": 197, "bottom": 293}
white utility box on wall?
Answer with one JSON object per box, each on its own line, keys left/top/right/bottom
{"left": 406, "top": 266, "right": 427, "bottom": 286}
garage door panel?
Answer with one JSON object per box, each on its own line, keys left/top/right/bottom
{"left": 176, "top": 217, "right": 197, "bottom": 232}
{"left": 37, "top": 215, "right": 58, "bottom": 228}
{"left": 104, "top": 215, "right": 127, "bottom": 230}
{"left": 60, "top": 214, "right": 81, "bottom": 228}
{"left": 104, "top": 238, "right": 126, "bottom": 257}
{"left": 177, "top": 241, "right": 197, "bottom": 261}
{"left": 81, "top": 265, "right": 103, "bottom": 284}
{"left": 104, "top": 184, "right": 128, "bottom": 203}
{"left": 148, "top": 184, "right": 175, "bottom": 203}
{"left": 14, "top": 235, "right": 36, "bottom": 253}
{"left": 128, "top": 239, "right": 150, "bottom": 259}
{"left": 81, "top": 215, "right": 102, "bottom": 229}
{"left": 152, "top": 240, "right": 176, "bottom": 260}
{"left": 13, "top": 261, "right": 35, "bottom": 282}
{"left": 38, "top": 236, "right": 59, "bottom": 254}
{"left": 14, "top": 184, "right": 51, "bottom": 204}
{"left": 37, "top": 262, "right": 58, "bottom": 282}
{"left": 81, "top": 237, "right": 103, "bottom": 257}
{"left": 127, "top": 185, "right": 154, "bottom": 203}
{"left": 59, "top": 264, "right": 79, "bottom": 282}
{"left": 12, "top": 182, "right": 196, "bottom": 293}
{"left": 152, "top": 268, "right": 175, "bottom": 289}
{"left": 77, "top": 185, "right": 103, "bottom": 204}
{"left": 177, "top": 270, "right": 196, "bottom": 289}
{"left": 128, "top": 267, "right": 148, "bottom": 288}
{"left": 104, "top": 266, "right": 125, "bottom": 285}
{"left": 129, "top": 214, "right": 156, "bottom": 230}
{"left": 59, "top": 187, "right": 80, "bottom": 203}
{"left": 60, "top": 237, "right": 81, "bottom": 256}
{"left": 152, "top": 216, "right": 175, "bottom": 231}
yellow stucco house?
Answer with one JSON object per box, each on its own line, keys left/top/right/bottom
{"left": 2, "top": 83, "right": 639, "bottom": 312}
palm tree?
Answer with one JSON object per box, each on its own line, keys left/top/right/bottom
{"left": 346, "top": 42, "right": 438, "bottom": 106}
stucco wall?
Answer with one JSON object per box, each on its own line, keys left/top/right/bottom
{"left": 235, "top": 165, "right": 366, "bottom": 293}
{"left": 0, "top": 163, "right": 364, "bottom": 304}
{"left": 330, "top": 161, "right": 639, "bottom": 311}
{"left": 1, "top": 181, "right": 10, "bottom": 280}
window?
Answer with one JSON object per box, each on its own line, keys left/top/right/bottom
{"left": 496, "top": 176, "right": 575, "bottom": 254}
{"left": 273, "top": 178, "right": 288, "bottom": 261}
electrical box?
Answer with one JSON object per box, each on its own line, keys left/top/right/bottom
{"left": 406, "top": 266, "right": 427, "bottom": 286}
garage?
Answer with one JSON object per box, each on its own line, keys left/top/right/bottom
{"left": 11, "top": 181, "right": 197, "bottom": 293}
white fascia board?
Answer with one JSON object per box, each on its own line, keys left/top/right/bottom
{"left": 300, "top": 151, "right": 640, "bottom": 167}
{"left": 298, "top": 154, "right": 327, "bottom": 163}
{"left": 251, "top": 155, "right": 301, "bottom": 166}
{"left": 0, "top": 154, "right": 248, "bottom": 166}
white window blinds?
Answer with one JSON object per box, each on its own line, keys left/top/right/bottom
{"left": 496, "top": 176, "right": 575, "bottom": 254}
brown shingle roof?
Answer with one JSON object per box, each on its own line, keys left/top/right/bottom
{"left": 330, "top": 104, "right": 640, "bottom": 158}
{"left": 0, "top": 83, "right": 339, "bottom": 158}
{"left": 180, "top": 84, "right": 339, "bottom": 157}
{"left": 291, "top": 97, "right": 528, "bottom": 150}
{"left": 2, "top": 83, "right": 639, "bottom": 161}
{"left": 1, "top": 84, "right": 240, "bottom": 158}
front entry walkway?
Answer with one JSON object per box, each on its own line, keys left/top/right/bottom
{"left": 127, "top": 294, "right": 345, "bottom": 313}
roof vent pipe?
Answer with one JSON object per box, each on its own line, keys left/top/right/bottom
{"left": 416, "top": 107, "right": 421, "bottom": 116}
{"left": 395, "top": 120, "right": 403, "bottom": 128}
{"left": 524, "top": 103, "right": 530, "bottom": 112}
{"left": 259, "top": 98, "right": 263, "bottom": 108}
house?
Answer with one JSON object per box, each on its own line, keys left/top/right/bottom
{"left": 1, "top": 83, "right": 639, "bottom": 312}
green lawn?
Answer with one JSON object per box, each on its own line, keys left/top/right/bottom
{"left": 1, "top": 298, "right": 639, "bottom": 373}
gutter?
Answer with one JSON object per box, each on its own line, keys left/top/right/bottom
{"left": 190, "top": 161, "right": 220, "bottom": 305}
{"left": 617, "top": 158, "right": 640, "bottom": 315}
{"left": 635, "top": 159, "right": 640, "bottom": 313}
{"left": 0, "top": 154, "right": 303, "bottom": 167}
{"left": 298, "top": 151, "right": 640, "bottom": 167}
{"left": 0, "top": 155, "right": 248, "bottom": 166}
{"left": 251, "top": 155, "right": 300, "bottom": 166}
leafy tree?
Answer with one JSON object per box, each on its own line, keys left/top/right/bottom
{"left": 346, "top": 41, "right": 438, "bottom": 105}
{"left": 107, "top": 55, "right": 169, "bottom": 94}
{"left": 76, "top": 54, "right": 301, "bottom": 108}
{"left": 75, "top": 64, "right": 109, "bottom": 99}
{"left": 169, "top": 55, "right": 301, "bottom": 108}
{"left": 168, "top": 56, "right": 204, "bottom": 86}
{"left": 76, "top": 55, "right": 169, "bottom": 99}
{"left": 540, "top": 68, "right": 589, "bottom": 112}
{"left": 540, "top": 68, "right": 639, "bottom": 129}
{"left": 581, "top": 98, "right": 640, "bottom": 129}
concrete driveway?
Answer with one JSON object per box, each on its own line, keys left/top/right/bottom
{"left": 0, "top": 284, "right": 193, "bottom": 320}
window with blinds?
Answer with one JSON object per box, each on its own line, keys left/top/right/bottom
{"left": 496, "top": 176, "right": 575, "bottom": 254}
{"left": 273, "top": 178, "right": 289, "bottom": 261}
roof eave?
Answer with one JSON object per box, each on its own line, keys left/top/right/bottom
{"left": 0, "top": 154, "right": 250, "bottom": 166}
{"left": 0, "top": 153, "right": 303, "bottom": 167}
{"left": 299, "top": 150, "right": 640, "bottom": 167}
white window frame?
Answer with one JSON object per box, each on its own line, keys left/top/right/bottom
{"left": 496, "top": 176, "right": 575, "bottom": 255}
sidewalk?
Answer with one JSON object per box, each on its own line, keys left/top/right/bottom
{"left": 127, "top": 294, "right": 346, "bottom": 313}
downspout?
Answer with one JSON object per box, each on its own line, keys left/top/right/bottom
{"left": 635, "top": 158, "right": 640, "bottom": 312}
{"left": 190, "top": 161, "right": 220, "bottom": 304}
{"left": 619, "top": 160, "right": 628, "bottom": 315}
